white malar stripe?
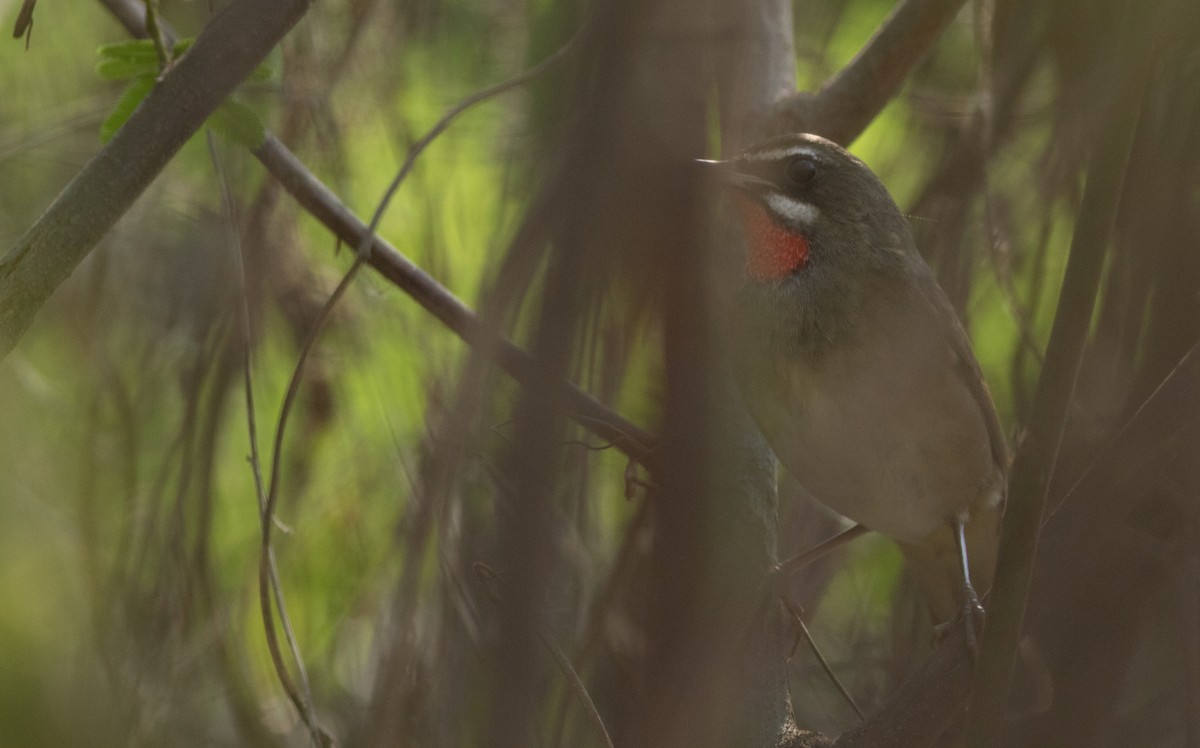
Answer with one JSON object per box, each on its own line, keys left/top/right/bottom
{"left": 741, "top": 146, "right": 822, "bottom": 163}
{"left": 764, "top": 193, "right": 819, "bottom": 226}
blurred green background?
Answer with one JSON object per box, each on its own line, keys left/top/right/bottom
{"left": 2, "top": 0, "right": 1195, "bottom": 745}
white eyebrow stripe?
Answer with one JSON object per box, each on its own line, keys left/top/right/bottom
{"left": 764, "top": 193, "right": 820, "bottom": 226}
{"left": 741, "top": 146, "right": 823, "bottom": 163}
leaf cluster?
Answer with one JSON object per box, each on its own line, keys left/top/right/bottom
{"left": 96, "top": 38, "right": 271, "bottom": 148}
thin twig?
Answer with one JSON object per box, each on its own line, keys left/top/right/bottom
{"left": 96, "top": 0, "right": 659, "bottom": 474}
{"left": 351, "top": 34, "right": 578, "bottom": 265}
{"left": 781, "top": 597, "right": 865, "bottom": 721}
{"left": 773, "top": 524, "right": 870, "bottom": 580}
{"left": 1044, "top": 337, "right": 1200, "bottom": 526}
{"left": 252, "top": 136, "right": 662, "bottom": 469}
{"left": 564, "top": 438, "right": 620, "bottom": 452}
{"left": 207, "top": 133, "right": 328, "bottom": 745}
{"left": 252, "top": 26, "right": 581, "bottom": 743}
{"left": 257, "top": 254, "right": 360, "bottom": 746}
{"left": 257, "top": 10, "right": 584, "bottom": 576}
{"left": 549, "top": 499, "right": 650, "bottom": 745}
{"left": 473, "top": 562, "right": 616, "bottom": 748}
{"left": 538, "top": 631, "right": 616, "bottom": 748}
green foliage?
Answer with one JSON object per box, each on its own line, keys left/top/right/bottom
{"left": 12, "top": 0, "right": 1175, "bottom": 743}
{"left": 96, "top": 37, "right": 271, "bottom": 147}
{"left": 95, "top": 53, "right": 158, "bottom": 82}
{"left": 98, "top": 74, "right": 155, "bottom": 142}
{"left": 95, "top": 38, "right": 193, "bottom": 80}
{"left": 96, "top": 39, "right": 163, "bottom": 65}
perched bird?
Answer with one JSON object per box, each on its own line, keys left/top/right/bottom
{"left": 704, "top": 133, "right": 1007, "bottom": 646}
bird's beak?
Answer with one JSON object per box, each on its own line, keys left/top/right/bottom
{"left": 694, "top": 158, "right": 773, "bottom": 194}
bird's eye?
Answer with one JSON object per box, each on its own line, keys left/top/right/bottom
{"left": 784, "top": 157, "right": 817, "bottom": 187}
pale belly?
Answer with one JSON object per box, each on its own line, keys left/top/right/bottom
{"left": 741, "top": 341, "right": 1000, "bottom": 544}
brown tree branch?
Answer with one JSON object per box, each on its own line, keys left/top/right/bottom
{"left": 0, "top": 0, "right": 310, "bottom": 358}
{"left": 91, "top": 0, "right": 660, "bottom": 474}
{"left": 250, "top": 135, "right": 660, "bottom": 470}
{"left": 771, "top": 0, "right": 968, "bottom": 144}
{"left": 249, "top": 34, "right": 579, "bottom": 739}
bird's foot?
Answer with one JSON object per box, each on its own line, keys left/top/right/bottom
{"left": 960, "top": 584, "right": 985, "bottom": 658}
{"left": 950, "top": 515, "right": 985, "bottom": 657}
{"left": 931, "top": 588, "right": 985, "bottom": 657}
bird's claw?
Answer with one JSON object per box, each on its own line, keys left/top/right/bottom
{"left": 931, "top": 589, "right": 985, "bottom": 657}
{"left": 960, "top": 586, "right": 985, "bottom": 658}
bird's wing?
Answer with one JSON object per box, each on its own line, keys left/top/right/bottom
{"left": 917, "top": 272, "right": 1010, "bottom": 473}
{"left": 950, "top": 318, "right": 1009, "bottom": 471}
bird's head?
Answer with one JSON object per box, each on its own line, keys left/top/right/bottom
{"left": 700, "top": 133, "right": 911, "bottom": 284}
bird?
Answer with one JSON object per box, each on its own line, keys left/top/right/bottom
{"left": 701, "top": 133, "right": 1007, "bottom": 649}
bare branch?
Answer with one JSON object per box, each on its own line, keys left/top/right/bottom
{"left": 209, "top": 133, "right": 326, "bottom": 743}
{"left": 94, "top": 0, "right": 659, "bottom": 474}
{"left": 781, "top": 598, "right": 865, "bottom": 721}
{"left": 0, "top": 0, "right": 310, "bottom": 358}
{"left": 251, "top": 134, "right": 661, "bottom": 470}
{"left": 539, "top": 630, "right": 616, "bottom": 748}
{"left": 1044, "top": 339, "right": 1200, "bottom": 530}
{"left": 772, "top": 524, "right": 868, "bottom": 579}
{"left": 250, "top": 32, "right": 579, "bottom": 737}
{"left": 771, "top": 0, "right": 967, "bottom": 144}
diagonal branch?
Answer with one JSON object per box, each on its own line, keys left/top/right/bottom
{"left": 250, "top": 135, "right": 660, "bottom": 470}
{"left": 249, "top": 33, "right": 580, "bottom": 735}
{"left": 771, "top": 0, "right": 967, "bottom": 145}
{"left": 0, "top": 0, "right": 310, "bottom": 358}
{"left": 91, "top": 0, "right": 659, "bottom": 473}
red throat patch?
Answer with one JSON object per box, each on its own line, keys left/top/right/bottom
{"left": 735, "top": 201, "right": 810, "bottom": 281}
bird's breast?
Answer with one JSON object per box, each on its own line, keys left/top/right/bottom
{"left": 733, "top": 304, "right": 1000, "bottom": 544}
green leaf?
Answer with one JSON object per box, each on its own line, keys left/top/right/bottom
{"left": 95, "top": 38, "right": 201, "bottom": 81}
{"left": 96, "top": 35, "right": 268, "bottom": 148}
{"left": 96, "top": 39, "right": 162, "bottom": 80}
{"left": 96, "top": 55, "right": 160, "bottom": 81}
{"left": 96, "top": 40, "right": 160, "bottom": 63}
{"left": 206, "top": 98, "right": 265, "bottom": 149}
{"left": 99, "top": 75, "right": 155, "bottom": 143}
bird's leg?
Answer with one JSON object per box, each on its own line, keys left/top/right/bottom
{"left": 955, "top": 514, "right": 986, "bottom": 656}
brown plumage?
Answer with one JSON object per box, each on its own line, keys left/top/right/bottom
{"left": 715, "top": 133, "right": 1006, "bottom": 631}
